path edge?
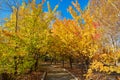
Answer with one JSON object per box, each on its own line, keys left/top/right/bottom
{"left": 64, "top": 68, "right": 79, "bottom": 80}
{"left": 41, "top": 71, "right": 47, "bottom": 80}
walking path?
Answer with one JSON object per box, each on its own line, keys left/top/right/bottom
{"left": 45, "top": 65, "right": 78, "bottom": 80}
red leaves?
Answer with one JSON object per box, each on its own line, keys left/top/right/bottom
{"left": 92, "top": 33, "right": 100, "bottom": 40}
{"left": 92, "top": 22, "right": 101, "bottom": 40}
{"left": 92, "top": 22, "right": 100, "bottom": 29}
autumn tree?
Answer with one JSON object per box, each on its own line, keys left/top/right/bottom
{"left": 0, "top": 0, "right": 58, "bottom": 79}
{"left": 89, "top": 0, "right": 120, "bottom": 53}
{"left": 85, "top": 0, "right": 120, "bottom": 79}
{"left": 52, "top": 16, "right": 100, "bottom": 70}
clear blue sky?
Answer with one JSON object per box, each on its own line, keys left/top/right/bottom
{"left": 0, "top": 0, "right": 89, "bottom": 21}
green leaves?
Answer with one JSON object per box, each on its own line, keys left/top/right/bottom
{"left": 0, "top": 0, "right": 119, "bottom": 78}
{"left": 0, "top": 0, "right": 57, "bottom": 75}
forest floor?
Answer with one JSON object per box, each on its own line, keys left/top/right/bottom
{"left": 16, "top": 63, "right": 81, "bottom": 80}
{"left": 16, "top": 64, "right": 50, "bottom": 80}
{"left": 45, "top": 65, "right": 77, "bottom": 80}
{"left": 44, "top": 63, "right": 120, "bottom": 80}
{"left": 16, "top": 71, "right": 43, "bottom": 80}
{"left": 16, "top": 63, "right": 120, "bottom": 80}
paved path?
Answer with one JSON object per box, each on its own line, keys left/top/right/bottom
{"left": 45, "top": 65, "right": 77, "bottom": 80}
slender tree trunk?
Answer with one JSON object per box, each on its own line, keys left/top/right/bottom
{"left": 14, "top": 56, "right": 18, "bottom": 75}
{"left": 54, "top": 58, "right": 57, "bottom": 64}
{"left": 69, "top": 56, "right": 73, "bottom": 69}
{"left": 14, "top": 7, "right": 19, "bottom": 75}
{"left": 76, "top": 59, "right": 79, "bottom": 68}
{"left": 34, "top": 53, "right": 39, "bottom": 71}
{"left": 50, "top": 58, "right": 53, "bottom": 64}
{"left": 34, "top": 58, "right": 38, "bottom": 71}
{"left": 54, "top": 55, "right": 57, "bottom": 64}
{"left": 62, "top": 59, "right": 65, "bottom": 67}
{"left": 85, "top": 57, "right": 90, "bottom": 71}
{"left": 15, "top": 7, "right": 19, "bottom": 33}
{"left": 29, "top": 53, "right": 39, "bottom": 72}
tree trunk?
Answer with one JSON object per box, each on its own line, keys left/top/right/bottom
{"left": 34, "top": 53, "right": 39, "bottom": 71}
{"left": 34, "top": 58, "right": 38, "bottom": 71}
{"left": 69, "top": 56, "right": 73, "bottom": 69}
{"left": 14, "top": 7, "right": 19, "bottom": 75}
{"left": 14, "top": 56, "right": 17, "bottom": 75}
{"left": 30, "top": 53, "right": 39, "bottom": 72}
{"left": 50, "top": 58, "right": 53, "bottom": 64}
{"left": 85, "top": 57, "right": 90, "bottom": 71}
{"left": 54, "top": 58, "right": 57, "bottom": 65}
{"left": 62, "top": 59, "right": 64, "bottom": 67}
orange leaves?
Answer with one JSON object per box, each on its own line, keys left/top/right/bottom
{"left": 52, "top": 19, "right": 81, "bottom": 38}
{"left": 91, "top": 22, "right": 101, "bottom": 40}
{"left": 2, "top": 30, "right": 13, "bottom": 37}
{"left": 92, "top": 22, "right": 100, "bottom": 29}
{"left": 92, "top": 33, "right": 101, "bottom": 40}
{"left": 52, "top": 18, "right": 100, "bottom": 58}
{"left": 52, "top": 19, "right": 83, "bottom": 57}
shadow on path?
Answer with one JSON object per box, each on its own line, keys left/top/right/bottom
{"left": 45, "top": 65, "right": 77, "bottom": 80}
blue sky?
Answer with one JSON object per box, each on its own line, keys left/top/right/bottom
{"left": 42, "top": 0, "right": 89, "bottom": 19}
{"left": 0, "top": 0, "right": 89, "bottom": 22}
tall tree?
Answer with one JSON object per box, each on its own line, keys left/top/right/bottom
{"left": 89, "top": 0, "right": 120, "bottom": 52}
{"left": 0, "top": 0, "right": 58, "bottom": 77}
